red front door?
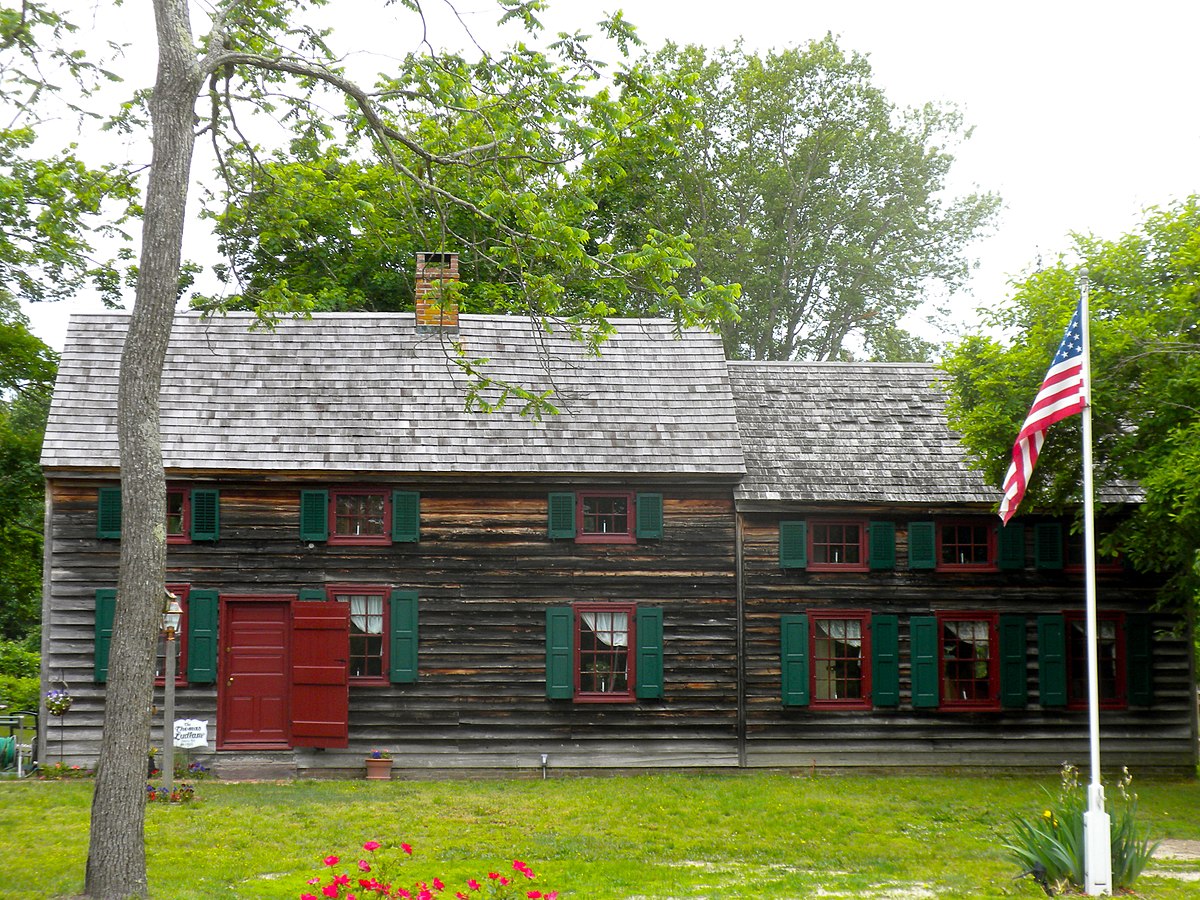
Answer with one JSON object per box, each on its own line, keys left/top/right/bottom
{"left": 219, "top": 597, "right": 291, "bottom": 749}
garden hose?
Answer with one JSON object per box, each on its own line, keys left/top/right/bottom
{"left": 0, "top": 735, "right": 13, "bottom": 768}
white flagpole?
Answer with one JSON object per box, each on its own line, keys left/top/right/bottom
{"left": 1079, "top": 269, "right": 1112, "bottom": 895}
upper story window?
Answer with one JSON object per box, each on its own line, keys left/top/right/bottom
{"left": 1064, "top": 529, "right": 1125, "bottom": 574}
{"left": 808, "top": 520, "right": 868, "bottom": 572}
{"left": 546, "top": 491, "right": 663, "bottom": 544}
{"left": 1066, "top": 612, "right": 1125, "bottom": 708}
{"left": 299, "top": 489, "right": 420, "bottom": 545}
{"left": 937, "top": 521, "right": 996, "bottom": 571}
{"left": 938, "top": 613, "right": 999, "bottom": 709}
{"left": 97, "top": 485, "right": 220, "bottom": 542}
{"left": 332, "top": 489, "right": 389, "bottom": 544}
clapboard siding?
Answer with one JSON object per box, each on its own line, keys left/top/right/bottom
{"left": 739, "top": 509, "right": 1197, "bottom": 773}
{"left": 42, "top": 476, "right": 739, "bottom": 769}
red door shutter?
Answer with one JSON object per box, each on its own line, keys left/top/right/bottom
{"left": 291, "top": 600, "right": 350, "bottom": 748}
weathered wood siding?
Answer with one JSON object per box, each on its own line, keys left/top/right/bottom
{"left": 42, "top": 476, "right": 740, "bottom": 772}
{"left": 740, "top": 507, "right": 1198, "bottom": 773}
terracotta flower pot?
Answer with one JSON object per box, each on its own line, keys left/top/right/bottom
{"left": 365, "top": 757, "right": 393, "bottom": 780}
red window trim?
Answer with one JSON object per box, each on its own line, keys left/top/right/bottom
{"left": 807, "top": 520, "right": 870, "bottom": 573}
{"left": 328, "top": 488, "right": 392, "bottom": 546}
{"left": 155, "top": 583, "right": 190, "bottom": 687}
{"left": 573, "top": 602, "right": 637, "bottom": 703}
{"left": 935, "top": 519, "right": 998, "bottom": 572}
{"left": 1064, "top": 611, "right": 1126, "bottom": 709}
{"left": 575, "top": 491, "right": 636, "bottom": 545}
{"left": 327, "top": 584, "right": 390, "bottom": 685}
{"left": 166, "top": 486, "right": 191, "bottom": 545}
{"left": 808, "top": 610, "right": 872, "bottom": 710}
{"left": 937, "top": 611, "right": 1000, "bottom": 711}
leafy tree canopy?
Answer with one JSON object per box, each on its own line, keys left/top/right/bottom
{"left": 941, "top": 196, "right": 1200, "bottom": 613}
{"left": 581, "top": 37, "right": 1000, "bottom": 362}
{"left": 0, "top": 0, "right": 139, "bottom": 304}
{"left": 0, "top": 294, "right": 56, "bottom": 640}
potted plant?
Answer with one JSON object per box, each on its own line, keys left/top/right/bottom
{"left": 365, "top": 749, "right": 393, "bottom": 780}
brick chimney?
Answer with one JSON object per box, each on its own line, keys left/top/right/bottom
{"left": 415, "top": 252, "right": 459, "bottom": 330}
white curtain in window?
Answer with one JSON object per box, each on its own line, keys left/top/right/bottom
{"left": 580, "top": 611, "right": 629, "bottom": 647}
{"left": 347, "top": 595, "right": 383, "bottom": 634}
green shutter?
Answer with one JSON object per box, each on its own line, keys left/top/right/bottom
{"left": 635, "top": 607, "right": 664, "bottom": 699}
{"left": 186, "top": 589, "right": 219, "bottom": 684}
{"left": 868, "top": 521, "right": 896, "bottom": 570}
{"left": 97, "top": 487, "right": 122, "bottom": 539}
{"left": 1126, "top": 614, "right": 1154, "bottom": 706}
{"left": 999, "top": 614, "right": 1028, "bottom": 707}
{"left": 94, "top": 588, "right": 117, "bottom": 683}
{"left": 299, "top": 490, "right": 329, "bottom": 541}
{"left": 547, "top": 493, "right": 576, "bottom": 540}
{"left": 389, "top": 590, "right": 419, "bottom": 684}
{"left": 392, "top": 491, "right": 420, "bottom": 543}
{"left": 1037, "top": 614, "right": 1067, "bottom": 707}
{"left": 910, "top": 616, "right": 939, "bottom": 707}
{"left": 545, "top": 606, "right": 574, "bottom": 699}
{"left": 635, "top": 493, "right": 664, "bottom": 540}
{"left": 297, "top": 588, "right": 327, "bottom": 602}
{"left": 907, "top": 522, "right": 936, "bottom": 570}
{"left": 997, "top": 522, "right": 1025, "bottom": 570}
{"left": 780, "top": 614, "right": 810, "bottom": 706}
{"left": 871, "top": 614, "right": 900, "bottom": 707}
{"left": 779, "top": 521, "right": 807, "bottom": 569}
{"left": 190, "top": 489, "right": 220, "bottom": 541}
{"left": 1035, "top": 523, "right": 1064, "bottom": 570}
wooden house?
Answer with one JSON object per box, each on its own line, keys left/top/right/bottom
{"left": 38, "top": 255, "right": 746, "bottom": 775}
{"left": 37, "top": 260, "right": 1197, "bottom": 775}
{"left": 729, "top": 361, "right": 1197, "bottom": 772}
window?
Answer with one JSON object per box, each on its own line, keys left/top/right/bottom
{"left": 155, "top": 584, "right": 191, "bottom": 685}
{"left": 937, "top": 521, "right": 996, "bottom": 571}
{"left": 299, "top": 489, "right": 420, "bottom": 544}
{"left": 329, "top": 586, "right": 389, "bottom": 681}
{"left": 546, "top": 491, "right": 663, "bottom": 543}
{"left": 810, "top": 613, "right": 872, "bottom": 708}
{"left": 576, "top": 604, "right": 634, "bottom": 700}
{"left": 166, "top": 488, "right": 190, "bottom": 543}
{"left": 1065, "top": 612, "right": 1125, "bottom": 708}
{"left": 780, "top": 520, "right": 895, "bottom": 571}
{"left": 938, "top": 614, "right": 999, "bottom": 709}
{"left": 331, "top": 489, "right": 389, "bottom": 545}
{"left": 545, "top": 604, "right": 664, "bottom": 702}
{"left": 97, "top": 485, "right": 219, "bottom": 542}
{"left": 809, "top": 521, "right": 868, "bottom": 572}
{"left": 1064, "top": 529, "right": 1124, "bottom": 573}
{"left": 579, "top": 492, "right": 634, "bottom": 543}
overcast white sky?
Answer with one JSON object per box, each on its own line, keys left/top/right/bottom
{"left": 21, "top": 0, "right": 1200, "bottom": 351}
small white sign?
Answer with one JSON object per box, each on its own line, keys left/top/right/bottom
{"left": 173, "top": 718, "right": 208, "bottom": 749}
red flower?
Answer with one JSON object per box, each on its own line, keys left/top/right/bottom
{"left": 333, "top": 873, "right": 351, "bottom": 887}
{"left": 488, "top": 873, "right": 501, "bottom": 881}
{"left": 401, "top": 843, "right": 413, "bottom": 855}
{"left": 324, "top": 855, "right": 340, "bottom": 867}
{"left": 528, "top": 892, "right": 543, "bottom": 899}
{"left": 301, "top": 894, "right": 318, "bottom": 900}
{"left": 432, "top": 877, "right": 445, "bottom": 891}
{"left": 363, "top": 841, "right": 382, "bottom": 852}
{"left": 322, "top": 885, "right": 339, "bottom": 899}
{"left": 467, "top": 879, "right": 481, "bottom": 891}
{"left": 456, "top": 894, "right": 468, "bottom": 900}
{"left": 513, "top": 861, "right": 534, "bottom": 879}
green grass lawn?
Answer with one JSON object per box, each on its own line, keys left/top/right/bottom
{"left": 1, "top": 772, "right": 1198, "bottom": 899}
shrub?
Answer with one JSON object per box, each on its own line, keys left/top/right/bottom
{"left": 1005, "top": 763, "right": 1158, "bottom": 893}
{"left": 0, "top": 640, "right": 39, "bottom": 678}
{"left": 0, "top": 673, "right": 39, "bottom": 712}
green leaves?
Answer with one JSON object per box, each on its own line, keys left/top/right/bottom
{"left": 942, "top": 196, "right": 1200, "bottom": 616}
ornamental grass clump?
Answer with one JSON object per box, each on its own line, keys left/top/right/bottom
{"left": 1005, "top": 763, "right": 1158, "bottom": 894}
{"left": 301, "top": 841, "right": 557, "bottom": 900}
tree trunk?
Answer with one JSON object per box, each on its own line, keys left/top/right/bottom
{"left": 83, "top": 1, "right": 202, "bottom": 896}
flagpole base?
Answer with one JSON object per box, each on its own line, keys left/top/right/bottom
{"left": 1084, "top": 785, "right": 1112, "bottom": 896}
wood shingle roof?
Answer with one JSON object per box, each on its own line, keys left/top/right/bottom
{"left": 41, "top": 313, "right": 746, "bottom": 477}
{"left": 728, "top": 361, "right": 999, "bottom": 505}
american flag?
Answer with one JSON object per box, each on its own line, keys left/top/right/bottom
{"left": 998, "top": 301, "right": 1087, "bottom": 524}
